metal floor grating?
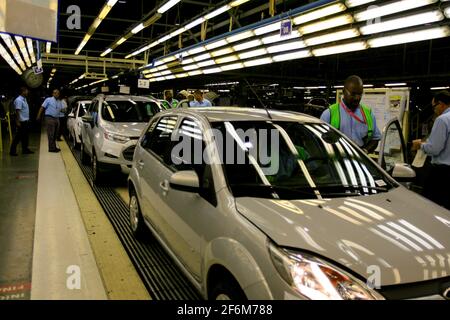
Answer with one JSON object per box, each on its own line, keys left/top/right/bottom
{"left": 69, "top": 144, "right": 202, "bottom": 300}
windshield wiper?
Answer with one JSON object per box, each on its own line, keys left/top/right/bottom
{"left": 230, "top": 183, "right": 318, "bottom": 198}
{"left": 315, "top": 184, "right": 389, "bottom": 192}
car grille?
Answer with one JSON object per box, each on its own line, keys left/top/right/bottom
{"left": 122, "top": 145, "right": 136, "bottom": 161}
{"left": 378, "top": 276, "right": 450, "bottom": 300}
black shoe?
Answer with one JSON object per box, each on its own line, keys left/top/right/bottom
{"left": 49, "top": 149, "right": 61, "bottom": 153}
{"left": 9, "top": 152, "right": 18, "bottom": 156}
{"left": 23, "top": 149, "right": 34, "bottom": 154}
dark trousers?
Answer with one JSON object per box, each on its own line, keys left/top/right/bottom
{"left": 10, "top": 121, "right": 30, "bottom": 153}
{"left": 58, "top": 116, "right": 66, "bottom": 139}
{"left": 46, "top": 117, "right": 59, "bottom": 151}
{"left": 424, "top": 164, "right": 450, "bottom": 210}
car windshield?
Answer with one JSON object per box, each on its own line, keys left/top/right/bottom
{"left": 78, "top": 102, "right": 90, "bottom": 117}
{"left": 101, "top": 100, "right": 160, "bottom": 122}
{"left": 211, "top": 121, "right": 396, "bottom": 200}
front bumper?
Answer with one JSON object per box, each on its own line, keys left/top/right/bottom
{"left": 96, "top": 139, "right": 138, "bottom": 174}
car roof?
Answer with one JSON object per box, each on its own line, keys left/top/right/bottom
{"left": 96, "top": 94, "right": 158, "bottom": 102}
{"left": 157, "top": 107, "right": 323, "bottom": 123}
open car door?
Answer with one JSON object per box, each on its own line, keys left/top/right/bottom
{"left": 378, "top": 118, "right": 416, "bottom": 185}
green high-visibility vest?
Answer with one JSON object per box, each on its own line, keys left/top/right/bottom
{"left": 328, "top": 102, "right": 374, "bottom": 144}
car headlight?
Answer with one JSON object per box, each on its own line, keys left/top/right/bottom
{"left": 104, "top": 132, "right": 131, "bottom": 144}
{"left": 269, "top": 243, "right": 384, "bottom": 300}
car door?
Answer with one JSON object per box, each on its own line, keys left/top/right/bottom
{"left": 378, "top": 118, "right": 415, "bottom": 183}
{"left": 154, "top": 116, "right": 220, "bottom": 281}
{"left": 82, "top": 100, "right": 98, "bottom": 154}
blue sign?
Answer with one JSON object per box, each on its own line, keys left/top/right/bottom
{"left": 280, "top": 20, "right": 292, "bottom": 37}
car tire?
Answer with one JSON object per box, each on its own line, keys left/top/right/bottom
{"left": 129, "top": 190, "right": 147, "bottom": 239}
{"left": 210, "top": 276, "right": 247, "bottom": 300}
{"left": 80, "top": 141, "right": 90, "bottom": 165}
{"left": 91, "top": 151, "right": 104, "bottom": 185}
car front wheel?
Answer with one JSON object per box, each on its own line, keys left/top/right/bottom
{"left": 91, "top": 152, "right": 104, "bottom": 185}
{"left": 210, "top": 277, "right": 247, "bottom": 300}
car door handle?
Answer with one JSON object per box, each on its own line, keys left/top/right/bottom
{"left": 159, "top": 180, "right": 169, "bottom": 192}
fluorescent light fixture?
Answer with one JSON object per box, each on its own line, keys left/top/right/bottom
{"left": 198, "top": 60, "right": 216, "bottom": 67}
{"left": 205, "top": 5, "right": 231, "bottom": 20}
{"left": 1, "top": 34, "right": 26, "bottom": 71}
{"left": 46, "top": 42, "right": 52, "bottom": 53}
{"left": 305, "top": 28, "right": 360, "bottom": 46}
{"left": 354, "top": 0, "right": 438, "bottom": 22}
{"left": 15, "top": 37, "right": 31, "bottom": 67}
{"left": 183, "top": 64, "right": 199, "bottom": 71}
{"left": 187, "top": 46, "right": 205, "bottom": 55}
{"left": 116, "top": 37, "right": 127, "bottom": 45}
{"left": 175, "top": 73, "right": 188, "bottom": 78}
{"left": 101, "top": 48, "right": 113, "bottom": 57}
{"left": 243, "top": 57, "right": 273, "bottom": 67}
{"left": 0, "top": 44, "right": 22, "bottom": 75}
{"left": 156, "top": 65, "right": 169, "bottom": 71}
{"left": 158, "top": 34, "right": 172, "bottom": 43}
{"left": 221, "top": 62, "right": 244, "bottom": 71}
{"left": 185, "top": 17, "right": 206, "bottom": 30}
{"left": 170, "top": 27, "right": 186, "bottom": 38}
{"left": 193, "top": 53, "right": 212, "bottom": 62}
{"left": 160, "top": 70, "right": 172, "bottom": 76}
{"left": 132, "top": 23, "right": 145, "bottom": 34}
{"left": 293, "top": 3, "right": 347, "bottom": 25}
{"left": 238, "top": 48, "right": 267, "bottom": 59}
{"left": 154, "top": 60, "right": 166, "bottom": 66}
{"left": 368, "top": 26, "right": 450, "bottom": 48}
{"left": 360, "top": 10, "right": 444, "bottom": 35}
{"left": 364, "top": 84, "right": 374, "bottom": 88}
{"left": 203, "top": 67, "right": 222, "bottom": 74}
{"left": 385, "top": 83, "right": 407, "bottom": 87}
{"left": 312, "top": 41, "right": 367, "bottom": 56}
{"left": 162, "top": 55, "right": 177, "bottom": 63}
{"left": 233, "top": 39, "right": 262, "bottom": 51}
{"left": 230, "top": 0, "right": 251, "bottom": 6}
{"left": 188, "top": 70, "right": 203, "bottom": 76}
{"left": 445, "top": 6, "right": 450, "bottom": 18}
{"left": 226, "top": 31, "right": 255, "bottom": 43}
{"left": 334, "top": 85, "right": 344, "bottom": 88}
{"left": 205, "top": 39, "right": 228, "bottom": 50}
{"left": 26, "top": 38, "right": 36, "bottom": 63}
{"left": 261, "top": 30, "right": 300, "bottom": 44}
{"left": 272, "top": 49, "right": 312, "bottom": 62}
{"left": 431, "top": 86, "right": 450, "bottom": 90}
{"left": 299, "top": 14, "right": 354, "bottom": 35}
{"left": 267, "top": 41, "right": 305, "bottom": 53}
{"left": 181, "top": 58, "right": 195, "bottom": 65}
{"left": 157, "top": 0, "right": 181, "bottom": 14}
{"left": 211, "top": 47, "right": 234, "bottom": 57}
{"left": 255, "top": 22, "right": 281, "bottom": 35}
{"left": 215, "top": 55, "right": 239, "bottom": 64}
{"left": 345, "top": 0, "right": 375, "bottom": 8}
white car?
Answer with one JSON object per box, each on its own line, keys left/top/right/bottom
{"left": 67, "top": 99, "right": 91, "bottom": 149}
{"left": 80, "top": 94, "right": 165, "bottom": 185}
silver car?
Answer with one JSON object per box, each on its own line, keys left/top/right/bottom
{"left": 67, "top": 99, "right": 91, "bottom": 149}
{"left": 128, "top": 107, "right": 450, "bottom": 300}
{"left": 80, "top": 94, "right": 165, "bottom": 185}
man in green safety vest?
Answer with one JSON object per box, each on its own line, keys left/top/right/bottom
{"left": 162, "top": 90, "right": 179, "bottom": 109}
{"left": 320, "top": 75, "right": 381, "bottom": 153}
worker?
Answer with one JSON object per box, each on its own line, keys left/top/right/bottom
{"left": 189, "top": 90, "right": 212, "bottom": 107}
{"left": 162, "top": 90, "right": 179, "bottom": 109}
{"left": 320, "top": 75, "right": 381, "bottom": 153}
{"left": 412, "top": 90, "right": 450, "bottom": 209}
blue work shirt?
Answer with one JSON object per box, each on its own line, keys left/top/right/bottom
{"left": 190, "top": 99, "right": 212, "bottom": 107}
{"left": 320, "top": 99, "right": 381, "bottom": 147}
{"left": 42, "top": 97, "right": 63, "bottom": 118}
{"left": 14, "top": 95, "right": 29, "bottom": 122}
{"left": 422, "top": 108, "right": 450, "bottom": 166}
{"left": 58, "top": 100, "right": 68, "bottom": 118}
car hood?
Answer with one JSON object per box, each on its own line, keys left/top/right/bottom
{"left": 102, "top": 122, "right": 147, "bottom": 138}
{"left": 235, "top": 187, "right": 450, "bottom": 286}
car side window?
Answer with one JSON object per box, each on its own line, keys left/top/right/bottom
{"left": 172, "top": 118, "right": 217, "bottom": 206}
{"left": 141, "top": 116, "right": 178, "bottom": 166}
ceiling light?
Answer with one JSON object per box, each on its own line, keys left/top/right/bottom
{"left": 0, "top": 43, "right": 22, "bottom": 75}
{"left": 243, "top": 57, "right": 273, "bottom": 67}
{"left": 368, "top": 26, "right": 450, "bottom": 47}
{"left": 267, "top": 41, "right": 305, "bottom": 53}
{"left": 101, "top": 48, "right": 113, "bottom": 57}
{"left": 299, "top": 14, "right": 354, "bottom": 35}
{"left": 116, "top": 37, "right": 127, "bottom": 45}
{"left": 160, "top": 70, "right": 172, "bottom": 76}
{"left": 170, "top": 27, "right": 186, "bottom": 38}
{"left": 445, "top": 6, "right": 450, "bottom": 18}
{"left": 181, "top": 58, "right": 195, "bottom": 65}
{"left": 193, "top": 53, "right": 212, "bottom": 62}
{"left": 197, "top": 60, "right": 216, "bottom": 67}
{"left": 203, "top": 67, "right": 222, "bottom": 74}
{"left": 187, "top": 46, "right": 205, "bottom": 55}
{"left": 272, "top": 50, "right": 312, "bottom": 62}
{"left": 385, "top": 83, "right": 407, "bottom": 87}
{"left": 233, "top": 39, "right": 262, "bottom": 51}
{"left": 238, "top": 48, "right": 267, "bottom": 59}
{"left": 211, "top": 47, "right": 234, "bottom": 57}
{"left": 293, "top": 3, "right": 347, "bottom": 25}
{"left": 345, "top": 0, "right": 375, "bottom": 8}
{"left": 312, "top": 41, "right": 367, "bottom": 56}
{"left": 157, "top": 0, "right": 181, "bottom": 14}
{"left": 26, "top": 38, "right": 36, "bottom": 63}
{"left": 430, "top": 86, "right": 450, "bottom": 90}
{"left": 205, "top": 39, "right": 228, "bottom": 50}
{"left": 364, "top": 84, "right": 374, "bottom": 88}
{"left": 183, "top": 64, "right": 199, "bottom": 71}
{"left": 205, "top": 5, "right": 231, "bottom": 20}
{"left": 261, "top": 30, "right": 300, "bottom": 44}
{"left": 46, "top": 42, "right": 52, "bottom": 53}
{"left": 230, "top": 0, "right": 251, "bottom": 6}
{"left": 175, "top": 73, "right": 188, "bottom": 78}
{"left": 255, "top": 22, "right": 281, "bottom": 35}
{"left": 305, "top": 28, "right": 360, "bottom": 46}
{"left": 226, "top": 31, "right": 255, "bottom": 43}
{"left": 188, "top": 70, "right": 203, "bottom": 76}
{"left": 215, "top": 55, "right": 239, "bottom": 64}
{"left": 360, "top": 10, "right": 444, "bottom": 35}
{"left": 221, "top": 63, "right": 244, "bottom": 71}
{"left": 354, "top": 0, "right": 438, "bottom": 22}
{"left": 132, "top": 23, "right": 145, "bottom": 34}
{"left": 14, "top": 37, "right": 31, "bottom": 67}
{"left": 185, "top": 17, "right": 206, "bottom": 30}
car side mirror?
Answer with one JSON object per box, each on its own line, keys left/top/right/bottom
{"left": 392, "top": 163, "right": 416, "bottom": 180}
{"left": 82, "top": 115, "right": 95, "bottom": 128}
{"left": 169, "top": 171, "right": 200, "bottom": 193}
